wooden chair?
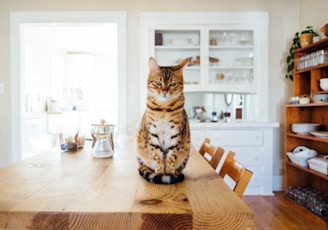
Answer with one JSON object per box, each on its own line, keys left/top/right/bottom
{"left": 198, "top": 138, "right": 225, "bottom": 170}
{"left": 219, "top": 151, "right": 253, "bottom": 198}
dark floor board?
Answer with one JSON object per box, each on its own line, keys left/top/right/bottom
{"left": 242, "top": 192, "right": 327, "bottom": 230}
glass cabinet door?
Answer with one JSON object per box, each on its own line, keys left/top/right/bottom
{"left": 207, "top": 29, "right": 255, "bottom": 92}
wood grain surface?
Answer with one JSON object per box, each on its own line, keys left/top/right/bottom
{"left": 0, "top": 135, "right": 253, "bottom": 230}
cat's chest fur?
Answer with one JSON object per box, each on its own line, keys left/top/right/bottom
{"left": 148, "top": 116, "right": 179, "bottom": 151}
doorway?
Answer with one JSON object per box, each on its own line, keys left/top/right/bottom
{"left": 11, "top": 12, "right": 127, "bottom": 161}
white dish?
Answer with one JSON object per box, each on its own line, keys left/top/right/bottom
{"left": 308, "top": 156, "right": 328, "bottom": 175}
{"left": 287, "top": 152, "right": 308, "bottom": 166}
{"left": 310, "top": 131, "right": 328, "bottom": 139}
{"left": 293, "top": 146, "right": 317, "bottom": 158}
{"left": 313, "top": 94, "right": 328, "bottom": 103}
{"left": 239, "top": 40, "right": 251, "bottom": 46}
{"left": 291, "top": 123, "right": 320, "bottom": 135}
{"left": 320, "top": 78, "right": 328, "bottom": 90}
{"left": 320, "top": 83, "right": 328, "bottom": 90}
{"left": 287, "top": 146, "right": 318, "bottom": 167}
{"left": 287, "top": 151, "right": 316, "bottom": 166}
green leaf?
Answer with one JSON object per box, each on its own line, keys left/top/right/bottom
{"left": 287, "top": 64, "right": 294, "bottom": 72}
{"left": 286, "top": 73, "right": 293, "bottom": 81}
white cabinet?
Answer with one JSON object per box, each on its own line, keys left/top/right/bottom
{"left": 190, "top": 122, "right": 279, "bottom": 195}
{"left": 140, "top": 12, "right": 269, "bottom": 122}
{"left": 140, "top": 13, "right": 277, "bottom": 195}
{"left": 206, "top": 129, "right": 263, "bottom": 146}
{"left": 152, "top": 28, "right": 257, "bottom": 93}
{"left": 189, "top": 129, "right": 205, "bottom": 150}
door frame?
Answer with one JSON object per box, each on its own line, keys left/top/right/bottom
{"left": 10, "top": 11, "right": 127, "bottom": 161}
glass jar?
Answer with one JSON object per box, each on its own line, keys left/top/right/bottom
{"left": 91, "top": 120, "right": 115, "bottom": 158}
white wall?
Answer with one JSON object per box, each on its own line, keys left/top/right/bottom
{"left": 0, "top": 0, "right": 327, "bottom": 188}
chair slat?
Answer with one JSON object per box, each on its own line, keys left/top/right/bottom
{"left": 219, "top": 151, "right": 253, "bottom": 198}
{"left": 198, "top": 138, "right": 225, "bottom": 170}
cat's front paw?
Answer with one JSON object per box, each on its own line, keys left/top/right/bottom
{"left": 155, "top": 166, "right": 164, "bottom": 174}
{"left": 165, "top": 163, "right": 176, "bottom": 174}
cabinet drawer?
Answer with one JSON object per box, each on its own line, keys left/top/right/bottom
{"left": 229, "top": 147, "right": 264, "bottom": 166}
{"left": 206, "top": 129, "right": 263, "bottom": 146}
{"left": 248, "top": 168, "right": 263, "bottom": 187}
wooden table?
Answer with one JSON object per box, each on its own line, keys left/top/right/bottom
{"left": 0, "top": 135, "right": 253, "bottom": 230}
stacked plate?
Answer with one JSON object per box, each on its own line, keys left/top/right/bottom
{"left": 291, "top": 123, "right": 320, "bottom": 135}
{"left": 310, "top": 131, "right": 328, "bottom": 139}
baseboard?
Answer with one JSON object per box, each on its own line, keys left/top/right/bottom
{"left": 273, "top": 175, "right": 283, "bottom": 191}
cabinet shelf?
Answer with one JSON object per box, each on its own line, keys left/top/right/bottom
{"left": 286, "top": 161, "right": 328, "bottom": 180}
{"left": 286, "top": 132, "right": 328, "bottom": 143}
{"left": 185, "top": 66, "right": 200, "bottom": 70}
{"left": 313, "top": 91, "right": 328, "bottom": 95}
{"left": 155, "top": 45, "right": 200, "bottom": 49}
{"left": 210, "top": 66, "right": 253, "bottom": 70}
{"left": 295, "top": 63, "right": 328, "bottom": 74}
{"left": 286, "top": 102, "right": 328, "bottom": 108}
{"left": 209, "top": 45, "right": 254, "bottom": 49}
{"left": 294, "top": 37, "right": 328, "bottom": 53}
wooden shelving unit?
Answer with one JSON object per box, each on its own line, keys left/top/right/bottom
{"left": 285, "top": 37, "right": 328, "bottom": 228}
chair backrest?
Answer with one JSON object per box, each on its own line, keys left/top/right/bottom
{"left": 198, "top": 138, "right": 225, "bottom": 170}
{"left": 219, "top": 151, "right": 253, "bottom": 198}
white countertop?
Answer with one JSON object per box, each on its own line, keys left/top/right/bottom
{"left": 189, "top": 120, "right": 279, "bottom": 128}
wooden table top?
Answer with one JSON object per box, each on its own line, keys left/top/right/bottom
{"left": 0, "top": 135, "right": 253, "bottom": 230}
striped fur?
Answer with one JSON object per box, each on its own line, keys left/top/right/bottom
{"left": 136, "top": 57, "right": 190, "bottom": 184}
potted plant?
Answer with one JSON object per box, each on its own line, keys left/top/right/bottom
{"left": 285, "top": 26, "right": 318, "bottom": 81}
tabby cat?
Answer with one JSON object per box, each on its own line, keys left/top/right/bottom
{"left": 135, "top": 57, "right": 191, "bottom": 184}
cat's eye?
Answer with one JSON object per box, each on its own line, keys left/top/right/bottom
{"left": 170, "top": 82, "right": 177, "bottom": 87}
{"left": 154, "top": 81, "right": 162, "bottom": 86}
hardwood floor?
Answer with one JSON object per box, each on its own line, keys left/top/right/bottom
{"left": 242, "top": 191, "right": 327, "bottom": 230}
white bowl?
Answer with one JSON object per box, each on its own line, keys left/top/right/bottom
{"left": 320, "top": 82, "right": 328, "bottom": 91}
{"left": 291, "top": 123, "right": 320, "bottom": 135}
{"left": 320, "top": 78, "right": 328, "bottom": 90}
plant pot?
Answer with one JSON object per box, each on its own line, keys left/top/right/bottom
{"left": 299, "top": 33, "right": 313, "bottom": 47}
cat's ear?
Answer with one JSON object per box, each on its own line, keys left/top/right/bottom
{"left": 175, "top": 58, "right": 189, "bottom": 70}
{"left": 149, "top": 57, "right": 160, "bottom": 74}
